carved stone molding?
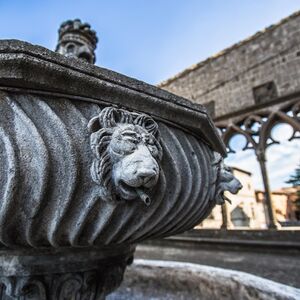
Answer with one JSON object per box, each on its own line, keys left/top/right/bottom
{"left": 0, "top": 249, "right": 133, "bottom": 300}
{"left": 0, "top": 40, "right": 226, "bottom": 157}
{"left": 217, "top": 99, "right": 300, "bottom": 228}
{"left": 219, "top": 100, "right": 300, "bottom": 155}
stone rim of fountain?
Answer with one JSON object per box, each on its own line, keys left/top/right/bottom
{"left": 109, "top": 259, "right": 300, "bottom": 300}
{"left": 0, "top": 39, "right": 226, "bottom": 157}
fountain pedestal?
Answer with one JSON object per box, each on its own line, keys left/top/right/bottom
{"left": 0, "top": 247, "right": 135, "bottom": 299}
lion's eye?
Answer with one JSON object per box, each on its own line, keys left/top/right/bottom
{"left": 110, "top": 138, "right": 137, "bottom": 156}
{"left": 148, "top": 145, "right": 158, "bottom": 157}
{"left": 142, "top": 134, "right": 154, "bottom": 145}
{"left": 148, "top": 138, "right": 154, "bottom": 145}
{"left": 121, "top": 130, "right": 138, "bottom": 138}
{"left": 123, "top": 136, "right": 140, "bottom": 144}
{"left": 122, "top": 140, "right": 137, "bottom": 152}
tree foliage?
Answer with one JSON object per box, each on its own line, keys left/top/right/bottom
{"left": 286, "top": 163, "right": 300, "bottom": 187}
{"left": 286, "top": 163, "right": 300, "bottom": 206}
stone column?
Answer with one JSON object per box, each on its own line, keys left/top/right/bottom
{"left": 221, "top": 201, "right": 233, "bottom": 229}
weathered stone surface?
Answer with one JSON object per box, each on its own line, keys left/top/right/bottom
{"left": 109, "top": 260, "right": 300, "bottom": 300}
{"left": 0, "top": 92, "right": 232, "bottom": 248}
{"left": 0, "top": 247, "right": 134, "bottom": 299}
{"left": 0, "top": 38, "right": 238, "bottom": 248}
{"left": 0, "top": 39, "right": 241, "bottom": 299}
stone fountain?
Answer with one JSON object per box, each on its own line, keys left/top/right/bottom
{"left": 0, "top": 20, "right": 243, "bottom": 299}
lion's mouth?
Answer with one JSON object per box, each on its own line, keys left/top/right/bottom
{"left": 119, "top": 180, "right": 137, "bottom": 197}
{"left": 118, "top": 180, "right": 151, "bottom": 206}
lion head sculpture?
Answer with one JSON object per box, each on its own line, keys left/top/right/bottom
{"left": 88, "top": 107, "right": 163, "bottom": 205}
{"left": 213, "top": 153, "right": 243, "bottom": 205}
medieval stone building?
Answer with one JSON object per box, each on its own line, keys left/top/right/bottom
{"left": 159, "top": 11, "right": 300, "bottom": 229}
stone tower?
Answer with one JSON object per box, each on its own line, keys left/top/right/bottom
{"left": 55, "top": 19, "right": 98, "bottom": 64}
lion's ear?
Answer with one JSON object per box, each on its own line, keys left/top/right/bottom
{"left": 88, "top": 116, "right": 101, "bottom": 133}
{"left": 212, "top": 152, "right": 222, "bottom": 166}
{"left": 134, "top": 114, "right": 159, "bottom": 137}
{"left": 98, "top": 107, "right": 119, "bottom": 128}
{"left": 98, "top": 107, "right": 134, "bottom": 128}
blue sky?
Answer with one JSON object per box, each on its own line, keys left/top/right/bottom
{"left": 0, "top": 0, "right": 300, "bottom": 84}
{"left": 1, "top": 0, "right": 300, "bottom": 190}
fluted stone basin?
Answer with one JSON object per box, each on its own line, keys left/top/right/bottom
{"left": 0, "top": 40, "right": 241, "bottom": 299}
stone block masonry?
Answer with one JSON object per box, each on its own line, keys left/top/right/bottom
{"left": 159, "top": 11, "right": 300, "bottom": 120}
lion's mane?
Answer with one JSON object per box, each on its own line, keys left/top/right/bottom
{"left": 88, "top": 107, "right": 162, "bottom": 201}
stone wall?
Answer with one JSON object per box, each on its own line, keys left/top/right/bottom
{"left": 159, "top": 11, "right": 300, "bottom": 120}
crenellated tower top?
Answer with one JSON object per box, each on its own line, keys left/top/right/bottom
{"left": 55, "top": 19, "right": 98, "bottom": 64}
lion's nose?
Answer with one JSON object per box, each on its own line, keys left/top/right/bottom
{"left": 237, "top": 182, "right": 243, "bottom": 190}
{"left": 137, "top": 169, "right": 157, "bottom": 185}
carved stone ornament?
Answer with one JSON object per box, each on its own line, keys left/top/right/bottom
{"left": 88, "top": 107, "right": 163, "bottom": 206}
{"left": 0, "top": 248, "right": 134, "bottom": 300}
{"left": 0, "top": 269, "right": 126, "bottom": 300}
{"left": 213, "top": 152, "right": 243, "bottom": 205}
